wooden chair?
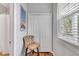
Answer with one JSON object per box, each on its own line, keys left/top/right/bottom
{"left": 23, "top": 35, "right": 40, "bottom": 56}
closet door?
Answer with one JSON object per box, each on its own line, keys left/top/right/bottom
{"left": 5, "top": 15, "right": 11, "bottom": 55}
{"left": 38, "top": 13, "right": 52, "bottom": 52}
{"left": 28, "top": 13, "right": 52, "bottom": 52}
{"left": 0, "top": 14, "right": 10, "bottom": 53}
{"left": 28, "top": 14, "right": 40, "bottom": 43}
{"left": 0, "top": 14, "right": 6, "bottom": 51}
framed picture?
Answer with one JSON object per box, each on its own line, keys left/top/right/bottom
{"left": 20, "top": 5, "right": 26, "bottom": 31}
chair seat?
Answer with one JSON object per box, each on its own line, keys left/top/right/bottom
{"left": 28, "top": 42, "right": 39, "bottom": 50}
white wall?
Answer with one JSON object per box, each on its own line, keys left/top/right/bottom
{"left": 27, "top": 3, "right": 52, "bottom": 13}
{"left": 14, "top": 3, "right": 27, "bottom": 56}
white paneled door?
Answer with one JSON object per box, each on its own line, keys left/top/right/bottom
{"left": 0, "top": 15, "right": 6, "bottom": 51}
{"left": 5, "top": 15, "right": 12, "bottom": 55}
{"left": 0, "top": 14, "right": 11, "bottom": 54}
{"left": 28, "top": 13, "right": 52, "bottom": 52}
{"left": 0, "top": 4, "right": 14, "bottom": 56}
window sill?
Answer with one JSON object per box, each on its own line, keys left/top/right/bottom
{"left": 57, "top": 34, "right": 79, "bottom": 47}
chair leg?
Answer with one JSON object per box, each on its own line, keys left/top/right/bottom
{"left": 37, "top": 48, "right": 39, "bottom": 56}
{"left": 25, "top": 48, "right": 28, "bottom": 56}
{"left": 30, "top": 50, "right": 34, "bottom": 56}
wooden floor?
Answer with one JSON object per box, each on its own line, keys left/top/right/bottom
{"left": 0, "top": 52, "right": 9, "bottom": 56}
{"left": 32, "top": 52, "right": 53, "bottom": 56}
{"left": 0, "top": 53, "right": 9, "bottom": 56}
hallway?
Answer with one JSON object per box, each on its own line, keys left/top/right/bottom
{"left": 0, "top": 3, "right": 79, "bottom": 56}
{"left": 14, "top": 3, "right": 79, "bottom": 56}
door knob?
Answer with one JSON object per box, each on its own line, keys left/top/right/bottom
{"left": 9, "top": 41, "right": 11, "bottom": 44}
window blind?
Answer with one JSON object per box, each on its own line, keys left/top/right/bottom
{"left": 57, "top": 3, "right": 79, "bottom": 43}
{"left": 57, "top": 3, "right": 79, "bottom": 19}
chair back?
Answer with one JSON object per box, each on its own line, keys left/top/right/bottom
{"left": 23, "top": 35, "right": 34, "bottom": 48}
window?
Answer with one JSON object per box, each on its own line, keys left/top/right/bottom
{"left": 57, "top": 3, "right": 79, "bottom": 45}
{"left": 59, "top": 12, "right": 79, "bottom": 42}
{"left": 62, "top": 16, "right": 72, "bottom": 35}
{"left": 60, "top": 15, "right": 73, "bottom": 36}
